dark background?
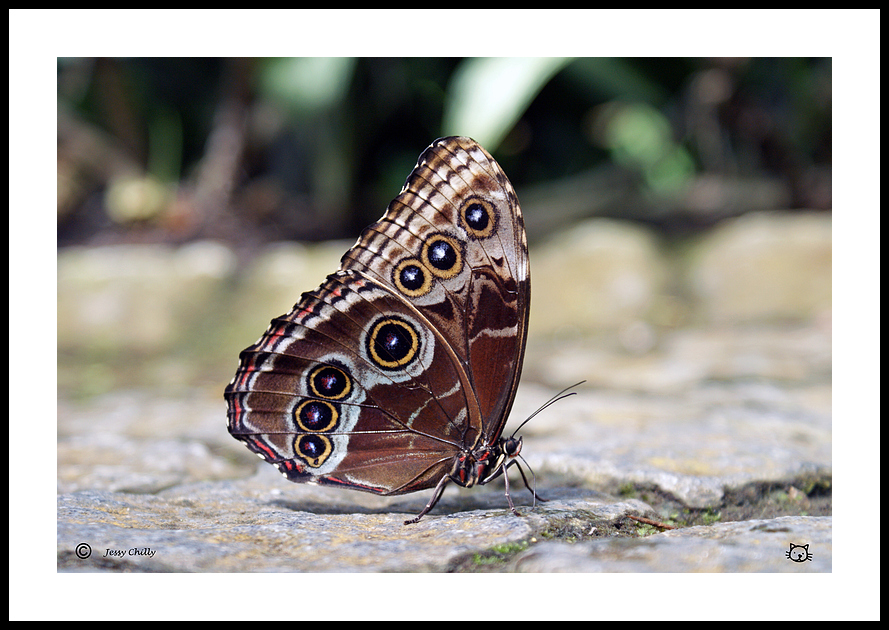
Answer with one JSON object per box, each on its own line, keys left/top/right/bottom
{"left": 57, "top": 56, "right": 832, "bottom": 250}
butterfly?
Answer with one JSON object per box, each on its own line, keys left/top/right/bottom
{"left": 225, "top": 136, "right": 545, "bottom": 524}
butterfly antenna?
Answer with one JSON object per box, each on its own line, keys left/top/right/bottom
{"left": 510, "top": 381, "right": 585, "bottom": 438}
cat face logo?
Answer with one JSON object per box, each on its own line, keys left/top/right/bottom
{"left": 785, "top": 543, "right": 813, "bottom": 562}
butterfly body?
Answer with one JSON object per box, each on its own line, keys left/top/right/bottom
{"left": 225, "top": 137, "right": 532, "bottom": 523}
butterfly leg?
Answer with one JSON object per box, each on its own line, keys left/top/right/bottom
{"left": 513, "top": 460, "right": 548, "bottom": 504}
{"left": 404, "top": 474, "right": 452, "bottom": 525}
{"left": 500, "top": 463, "right": 521, "bottom": 517}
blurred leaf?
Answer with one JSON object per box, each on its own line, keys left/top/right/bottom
{"left": 593, "top": 101, "right": 695, "bottom": 193}
{"left": 443, "top": 57, "right": 571, "bottom": 149}
{"left": 259, "top": 57, "right": 357, "bottom": 117}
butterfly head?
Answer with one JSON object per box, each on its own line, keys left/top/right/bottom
{"left": 502, "top": 435, "right": 523, "bottom": 459}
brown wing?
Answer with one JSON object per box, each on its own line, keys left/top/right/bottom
{"left": 341, "top": 137, "right": 530, "bottom": 442}
{"left": 225, "top": 137, "right": 529, "bottom": 495}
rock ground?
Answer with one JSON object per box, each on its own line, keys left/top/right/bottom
{"left": 54, "top": 212, "right": 836, "bottom": 575}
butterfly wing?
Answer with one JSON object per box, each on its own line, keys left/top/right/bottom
{"left": 342, "top": 137, "right": 530, "bottom": 439}
{"left": 227, "top": 270, "right": 469, "bottom": 495}
{"left": 225, "top": 137, "right": 529, "bottom": 496}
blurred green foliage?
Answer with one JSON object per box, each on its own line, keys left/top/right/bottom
{"left": 57, "top": 57, "right": 831, "bottom": 247}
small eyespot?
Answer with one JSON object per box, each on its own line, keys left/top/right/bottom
{"left": 422, "top": 235, "right": 462, "bottom": 279}
{"left": 393, "top": 259, "right": 432, "bottom": 297}
{"left": 461, "top": 197, "right": 497, "bottom": 238}
{"left": 294, "top": 399, "right": 339, "bottom": 433}
{"left": 309, "top": 365, "right": 351, "bottom": 400}
{"left": 294, "top": 434, "right": 333, "bottom": 468}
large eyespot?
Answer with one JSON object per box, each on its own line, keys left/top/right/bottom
{"left": 308, "top": 364, "right": 351, "bottom": 400}
{"left": 460, "top": 197, "right": 497, "bottom": 238}
{"left": 393, "top": 258, "right": 432, "bottom": 297}
{"left": 422, "top": 234, "right": 462, "bottom": 279}
{"left": 294, "top": 399, "right": 339, "bottom": 433}
{"left": 366, "top": 316, "right": 420, "bottom": 370}
{"left": 294, "top": 434, "right": 333, "bottom": 468}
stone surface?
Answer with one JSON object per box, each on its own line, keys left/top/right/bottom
{"left": 53, "top": 212, "right": 835, "bottom": 574}
{"left": 57, "top": 483, "right": 653, "bottom": 573}
{"left": 687, "top": 211, "right": 832, "bottom": 323}
{"left": 508, "top": 516, "right": 832, "bottom": 572}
